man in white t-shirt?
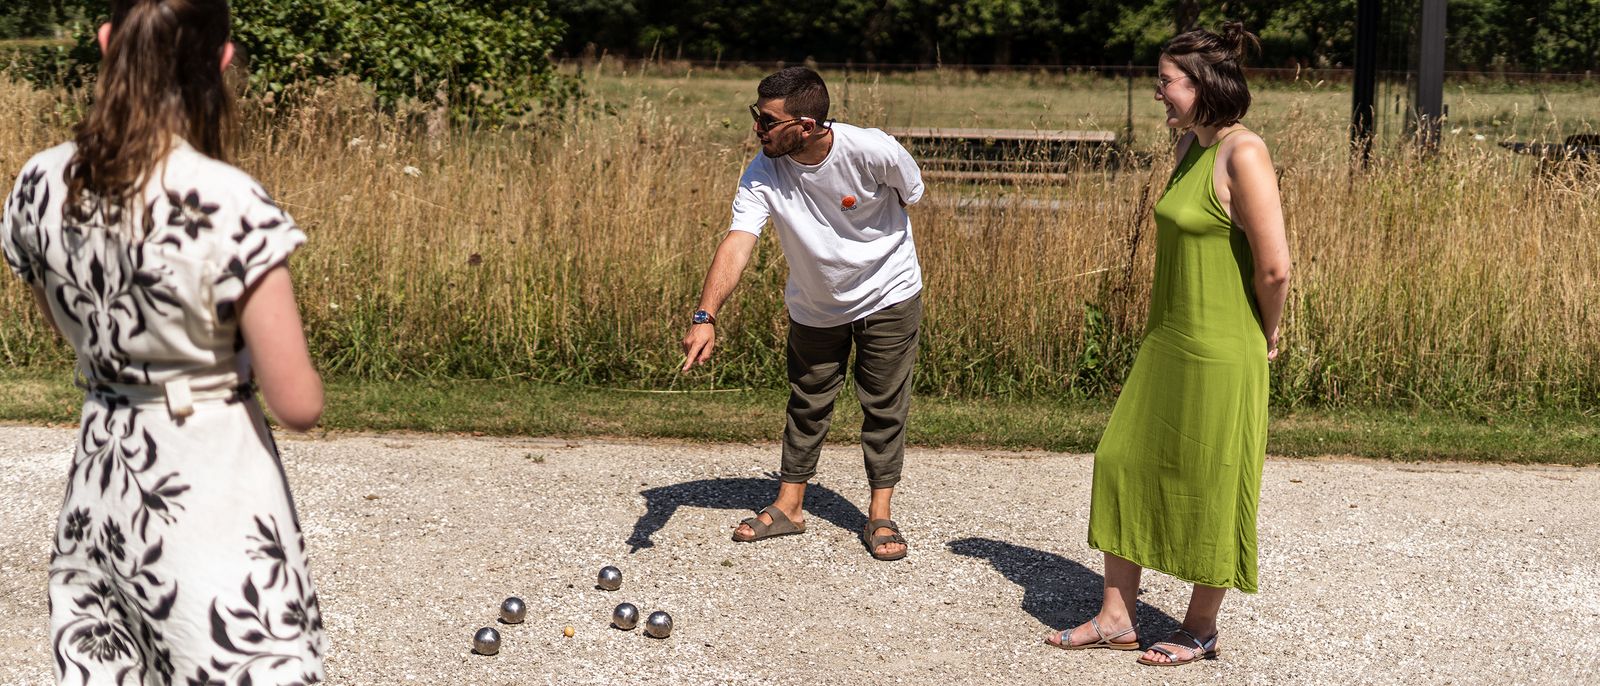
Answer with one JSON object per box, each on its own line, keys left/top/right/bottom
{"left": 680, "top": 67, "right": 924, "bottom": 561}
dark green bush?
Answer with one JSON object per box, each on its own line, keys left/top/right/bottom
{"left": 1, "top": 1, "right": 59, "bottom": 39}
{"left": 5, "top": 0, "right": 571, "bottom": 123}
{"left": 233, "top": 0, "right": 569, "bottom": 122}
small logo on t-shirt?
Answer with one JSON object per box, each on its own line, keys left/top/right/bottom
{"left": 841, "top": 195, "right": 858, "bottom": 211}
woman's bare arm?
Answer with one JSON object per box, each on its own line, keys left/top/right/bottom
{"left": 1225, "top": 136, "right": 1291, "bottom": 361}
{"left": 239, "top": 263, "right": 323, "bottom": 431}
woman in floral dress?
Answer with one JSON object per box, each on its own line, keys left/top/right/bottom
{"left": 3, "top": 0, "right": 327, "bottom": 682}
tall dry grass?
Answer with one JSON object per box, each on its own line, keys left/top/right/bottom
{"left": 1, "top": 73, "right": 1596, "bottom": 411}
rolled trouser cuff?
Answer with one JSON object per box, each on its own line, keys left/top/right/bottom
{"left": 863, "top": 447, "right": 904, "bottom": 488}
{"left": 867, "top": 474, "right": 902, "bottom": 489}
{"left": 780, "top": 442, "right": 822, "bottom": 484}
{"left": 779, "top": 470, "right": 816, "bottom": 484}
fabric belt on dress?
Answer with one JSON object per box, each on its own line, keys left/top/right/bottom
{"left": 80, "top": 376, "right": 256, "bottom": 420}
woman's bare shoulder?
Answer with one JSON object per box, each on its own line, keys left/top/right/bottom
{"left": 1222, "top": 129, "right": 1272, "bottom": 170}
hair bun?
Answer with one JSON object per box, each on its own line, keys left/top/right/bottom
{"left": 1220, "top": 21, "right": 1261, "bottom": 63}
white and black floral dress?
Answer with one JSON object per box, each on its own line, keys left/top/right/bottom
{"left": 3, "top": 141, "right": 326, "bottom": 685}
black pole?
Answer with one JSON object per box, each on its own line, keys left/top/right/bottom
{"left": 1416, "top": 0, "right": 1447, "bottom": 152}
{"left": 1351, "top": 0, "right": 1380, "bottom": 164}
{"left": 1125, "top": 60, "right": 1135, "bottom": 147}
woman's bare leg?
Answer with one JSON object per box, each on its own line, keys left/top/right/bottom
{"left": 1046, "top": 552, "right": 1142, "bottom": 647}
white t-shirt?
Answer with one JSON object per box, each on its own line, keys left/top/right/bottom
{"left": 729, "top": 122, "right": 924, "bottom": 327}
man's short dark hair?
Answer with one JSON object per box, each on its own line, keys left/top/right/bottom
{"left": 757, "top": 67, "right": 829, "bottom": 122}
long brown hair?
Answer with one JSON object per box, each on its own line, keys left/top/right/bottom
{"left": 1162, "top": 21, "right": 1262, "bottom": 127}
{"left": 66, "top": 0, "right": 236, "bottom": 224}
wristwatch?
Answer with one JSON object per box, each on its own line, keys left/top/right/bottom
{"left": 692, "top": 309, "right": 717, "bottom": 326}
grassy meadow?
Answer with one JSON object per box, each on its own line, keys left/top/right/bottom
{"left": 1, "top": 63, "right": 1597, "bottom": 442}
{"left": 577, "top": 60, "right": 1600, "bottom": 145}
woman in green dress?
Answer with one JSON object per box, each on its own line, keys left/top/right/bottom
{"left": 1044, "top": 23, "right": 1291, "bottom": 667}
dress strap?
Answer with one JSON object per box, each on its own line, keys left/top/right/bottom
{"left": 1214, "top": 127, "right": 1250, "bottom": 145}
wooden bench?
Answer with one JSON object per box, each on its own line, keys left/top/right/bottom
{"left": 885, "top": 127, "right": 1124, "bottom": 183}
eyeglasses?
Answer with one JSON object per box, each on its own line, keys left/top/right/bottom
{"left": 1155, "top": 75, "right": 1191, "bottom": 93}
{"left": 749, "top": 103, "right": 805, "bottom": 133}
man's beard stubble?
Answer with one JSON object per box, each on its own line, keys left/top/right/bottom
{"left": 761, "top": 134, "right": 806, "bottom": 159}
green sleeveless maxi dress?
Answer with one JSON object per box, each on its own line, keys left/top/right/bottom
{"left": 1087, "top": 134, "right": 1268, "bottom": 593}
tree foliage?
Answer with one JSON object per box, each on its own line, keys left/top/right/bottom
{"left": 551, "top": 0, "right": 1600, "bottom": 71}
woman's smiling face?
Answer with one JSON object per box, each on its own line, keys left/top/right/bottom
{"left": 1155, "top": 56, "right": 1198, "bottom": 129}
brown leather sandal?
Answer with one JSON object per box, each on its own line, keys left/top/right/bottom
{"left": 862, "top": 518, "right": 908, "bottom": 561}
{"left": 731, "top": 505, "right": 806, "bottom": 542}
{"left": 1045, "top": 618, "right": 1140, "bottom": 651}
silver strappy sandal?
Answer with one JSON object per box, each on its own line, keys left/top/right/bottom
{"left": 1136, "top": 628, "right": 1219, "bottom": 666}
{"left": 1045, "top": 618, "right": 1140, "bottom": 651}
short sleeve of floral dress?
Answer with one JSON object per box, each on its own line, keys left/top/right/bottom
{"left": 3, "top": 139, "right": 326, "bottom": 684}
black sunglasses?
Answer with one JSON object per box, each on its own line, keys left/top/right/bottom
{"left": 748, "top": 103, "right": 806, "bottom": 133}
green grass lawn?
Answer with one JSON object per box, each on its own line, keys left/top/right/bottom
{"left": 4, "top": 369, "right": 1594, "bottom": 465}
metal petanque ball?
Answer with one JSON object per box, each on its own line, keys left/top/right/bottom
{"left": 597, "top": 565, "right": 622, "bottom": 591}
{"left": 472, "top": 627, "right": 501, "bottom": 655}
{"left": 499, "top": 596, "right": 526, "bottom": 624}
{"left": 643, "top": 610, "right": 673, "bottom": 639}
{"left": 611, "top": 603, "right": 640, "bottom": 631}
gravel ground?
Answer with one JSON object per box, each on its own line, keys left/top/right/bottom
{"left": 1, "top": 424, "right": 1597, "bottom": 685}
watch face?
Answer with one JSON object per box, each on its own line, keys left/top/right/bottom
{"left": 693, "top": 311, "right": 712, "bottom": 324}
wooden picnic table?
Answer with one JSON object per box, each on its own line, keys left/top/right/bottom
{"left": 885, "top": 127, "right": 1119, "bottom": 145}
{"left": 884, "top": 127, "right": 1126, "bottom": 183}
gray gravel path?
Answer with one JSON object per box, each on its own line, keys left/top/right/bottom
{"left": 1, "top": 425, "right": 1597, "bottom": 685}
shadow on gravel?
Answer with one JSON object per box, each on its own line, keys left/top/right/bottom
{"left": 628, "top": 476, "right": 867, "bottom": 552}
{"left": 947, "top": 537, "right": 1180, "bottom": 638}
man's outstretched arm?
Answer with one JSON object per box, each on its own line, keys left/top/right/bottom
{"left": 681, "top": 230, "right": 759, "bottom": 371}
